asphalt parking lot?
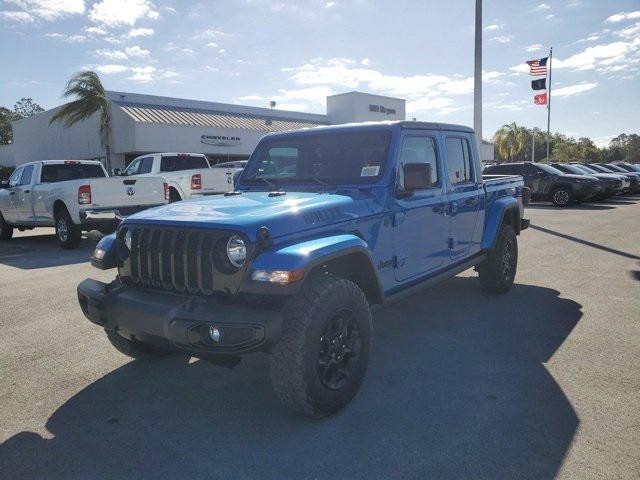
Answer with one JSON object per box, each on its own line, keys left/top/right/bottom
{"left": 1, "top": 195, "right": 639, "bottom": 480}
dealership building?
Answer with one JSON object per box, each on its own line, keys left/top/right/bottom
{"left": 0, "top": 90, "right": 411, "bottom": 170}
{"left": 0, "top": 89, "right": 494, "bottom": 169}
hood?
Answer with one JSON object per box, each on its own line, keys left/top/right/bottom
{"left": 122, "top": 190, "right": 383, "bottom": 240}
{"left": 558, "top": 173, "right": 597, "bottom": 181}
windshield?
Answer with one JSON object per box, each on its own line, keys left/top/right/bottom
{"left": 559, "top": 164, "right": 587, "bottom": 175}
{"left": 536, "top": 163, "right": 563, "bottom": 175}
{"left": 41, "top": 163, "right": 106, "bottom": 183}
{"left": 592, "top": 165, "right": 614, "bottom": 173}
{"left": 241, "top": 130, "right": 391, "bottom": 186}
{"left": 575, "top": 165, "right": 598, "bottom": 174}
{"left": 602, "top": 164, "right": 625, "bottom": 173}
{"left": 160, "top": 155, "right": 210, "bottom": 172}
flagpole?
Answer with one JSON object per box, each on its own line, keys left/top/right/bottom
{"left": 546, "top": 46, "right": 553, "bottom": 160}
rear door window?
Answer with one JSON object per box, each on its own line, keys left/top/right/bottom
{"left": 445, "top": 137, "right": 473, "bottom": 185}
{"left": 160, "top": 155, "right": 209, "bottom": 172}
{"left": 41, "top": 163, "right": 106, "bottom": 183}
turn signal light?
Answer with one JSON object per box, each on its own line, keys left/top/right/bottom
{"left": 78, "top": 185, "right": 92, "bottom": 204}
{"left": 191, "top": 174, "right": 202, "bottom": 190}
{"left": 251, "top": 269, "right": 306, "bottom": 285}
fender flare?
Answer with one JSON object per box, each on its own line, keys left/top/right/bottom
{"left": 481, "top": 196, "right": 521, "bottom": 250}
{"left": 166, "top": 181, "right": 185, "bottom": 200}
{"left": 240, "top": 233, "right": 385, "bottom": 303}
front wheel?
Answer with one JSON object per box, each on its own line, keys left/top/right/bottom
{"left": 0, "top": 211, "right": 13, "bottom": 240}
{"left": 269, "top": 275, "right": 372, "bottom": 418}
{"left": 477, "top": 224, "right": 518, "bottom": 294}
{"left": 551, "top": 187, "right": 574, "bottom": 207}
{"left": 54, "top": 208, "right": 82, "bottom": 249}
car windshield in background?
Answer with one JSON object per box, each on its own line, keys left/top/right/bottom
{"left": 40, "top": 163, "right": 105, "bottom": 183}
{"left": 160, "top": 155, "right": 209, "bottom": 172}
{"left": 575, "top": 165, "right": 599, "bottom": 174}
{"left": 559, "top": 164, "right": 587, "bottom": 175}
{"left": 536, "top": 163, "right": 563, "bottom": 175}
{"left": 241, "top": 130, "right": 391, "bottom": 186}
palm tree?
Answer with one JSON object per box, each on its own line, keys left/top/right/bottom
{"left": 494, "top": 122, "right": 527, "bottom": 162}
{"left": 49, "top": 71, "right": 112, "bottom": 172}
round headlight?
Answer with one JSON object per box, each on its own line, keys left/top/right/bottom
{"left": 124, "top": 229, "right": 132, "bottom": 250}
{"left": 226, "top": 235, "right": 246, "bottom": 268}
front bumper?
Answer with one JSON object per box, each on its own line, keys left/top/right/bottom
{"left": 77, "top": 278, "right": 283, "bottom": 355}
{"left": 575, "top": 183, "right": 602, "bottom": 200}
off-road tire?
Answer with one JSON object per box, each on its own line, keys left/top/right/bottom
{"left": 0, "top": 211, "right": 13, "bottom": 240}
{"left": 477, "top": 223, "right": 518, "bottom": 294}
{"left": 105, "top": 329, "right": 173, "bottom": 359}
{"left": 551, "top": 187, "right": 574, "bottom": 207}
{"left": 54, "top": 207, "right": 82, "bottom": 249}
{"left": 269, "top": 275, "right": 372, "bottom": 418}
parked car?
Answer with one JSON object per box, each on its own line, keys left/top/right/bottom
{"left": 118, "top": 153, "right": 241, "bottom": 202}
{"left": 0, "top": 160, "right": 168, "bottom": 248}
{"left": 588, "top": 164, "right": 640, "bottom": 192}
{"left": 483, "top": 162, "right": 601, "bottom": 207}
{"left": 570, "top": 164, "right": 630, "bottom": 194}
{"left": 614, "top": 162, "right": 640, "bottom": 174}
{"left": 549, "top": 163, "right": 623, "bottom": 198}
{"left": 78, "top": 121, "right": 529, "bottom": 417}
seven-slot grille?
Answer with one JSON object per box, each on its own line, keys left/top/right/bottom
{"left": 124, "top": 225, "right": 228, "bottom": 295}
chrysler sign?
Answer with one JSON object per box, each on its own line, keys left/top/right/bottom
{"left": 201, "top": 134, "right": 241, "bottom": 147}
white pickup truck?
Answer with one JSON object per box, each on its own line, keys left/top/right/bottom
{"left": 0, "top": 160, "right": 168, "bottom": 249}
{"left": 118, "top": 153, "right": 241, "bottom": 202}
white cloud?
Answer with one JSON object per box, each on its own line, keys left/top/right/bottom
{"left": 125, "top": 45, "right": 150, "bottom": 57}
{"left": 127, "top": 66, "right": 156, "bottom": 82}
{"left": 236, "top": 94, "right": 265, "bottom": 102}
{"left": 484, "top": 23, "right": 503, "bottom": 31}
{"left": 206, "top": 42, "right": 218, "bottom": 48}
{"left": 4, "top": 0, "right": 84, "bottom": 21}
{"left": 164, "top": 42, "right": 194, "bottom": 56}
{"left": 545, "top": 14, "right": 555, "bottom": 20}
{"left": 525, "top": 44, "right": 543, "bottom": 52}
{"left": 537, "top": 3, "right": 551, "bottom": 10}
{"left": 554, "top": 39, "right": 640, "bottom": 71}
{"left": 84, "top": 26, "right": 107, "bottom": 35}
{"left": 127, "top": 27, "right": 154, "bottom": 37}
{"left": 325, "top": 1, "right": 337, "bottom": 8}
{"left": 616, "top": 22, "right": 640, "bottom": 40}
{"left": 482, "top": 71, "right": 503, "bottom": 82}
{"left": 45, "top": 32, "right": 86, "bottom": 42}
{"left": 89, "top": 0, "right": 158, "bottom": 27}
{"left": 200, "top": 28, "right": 231, "bottom": 39}
{"left": 553, "top": 82, "right": 598, "bottom": 96}
{"left": 605, "top": 11, "right": 640, "bottom": 23}
{"left": 96, "top": 48, "right": 128, "bottom": 60}
{"left": 491, "top": 34, "right": 514, "bottom": 43}
{"left": 0, "top": 10, "right": 34, "bottom": 22}
{"left": 95, "top": 64, "right": 128, "bottom": 74}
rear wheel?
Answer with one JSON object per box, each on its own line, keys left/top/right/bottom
{"left": 269, "top": 275, "right": 372, "bottom": 418}
{"left": 477, "top": 224, "right": 518, "bottom": 294}
{"left": 0, "top": 211, "right": 13, "bottom": 240}
{"left": 54, "top": 207, "right": 81, "bottom": 249}
{"left": 106, "top": 329, "right": 173, "bottom": 359}
{"left": 551, "top": 187, "right": 573, "bottom": 207}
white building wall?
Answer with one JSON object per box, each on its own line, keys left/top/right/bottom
{"left": 327, "top": 92, "right": 405, "bottom": 124}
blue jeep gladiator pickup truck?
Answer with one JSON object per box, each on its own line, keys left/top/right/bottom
{"left": 78, "top": 121, "right": 529, "bottom": 417}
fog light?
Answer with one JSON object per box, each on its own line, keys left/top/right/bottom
{"left": 209, "top": 326, "right": 221, "bottom": 343}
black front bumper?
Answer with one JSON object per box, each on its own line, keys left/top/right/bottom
{"left": 77, "top": 278, "right": 283, "bottom": 355}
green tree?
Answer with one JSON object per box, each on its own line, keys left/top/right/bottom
{"left": 13, "top": 98, "right": 44, "bottom": 117}
{"left": 49, "top": 71, "right": 112, "bottom": 172}
{"left": 0, "top": 107, "right": 23, "bottom": 145}
{"left": 493, "top": 122, "right": 527, "bottom": 162}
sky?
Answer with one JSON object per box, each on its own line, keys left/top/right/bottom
{"left": 1, "top": 0, "right": 639, "bottom": 145}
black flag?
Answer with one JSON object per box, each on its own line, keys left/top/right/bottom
{"left": 532, "top": 78, "right": 546, "bottom": 90}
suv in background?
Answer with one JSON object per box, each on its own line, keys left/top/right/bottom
{"left": 483, "top": 162, "right": 601, "bottom": 207}
{"left": 550, "top": 163, "right": 623, "bottom": 198}
{"left": 588, "top": 164, "right": 639, "bottom": 193}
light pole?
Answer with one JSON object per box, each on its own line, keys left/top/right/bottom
{"left": 474, "top": 0, "right": 483, "bottom": 159}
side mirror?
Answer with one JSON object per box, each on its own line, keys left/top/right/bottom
{"left": 112, "top": 168, "right": 121, "bottom": 176}
{"left": 403, "top": 162, "right": 433, "bottom": 191}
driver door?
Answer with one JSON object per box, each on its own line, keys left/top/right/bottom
{"left": 4, "top": 167, "right": 23, "bottom": 223}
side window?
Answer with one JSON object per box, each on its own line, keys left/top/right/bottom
{"left": 19, "top": 164, "right": 34, "bottom": 186}
{"left": 139, "top": 157, "right": 154, "bottom": 174}
{"left": 445, "top": 137, "right": 473, "bottom": 185}
{"left": 124, "top": 159, "right": 141, "bottom": 176}
{"left": 398, "top": 136, "right": 439, "bottom": 189}
{"left": 9, "top": 167, "right": 23, "bottom": 187}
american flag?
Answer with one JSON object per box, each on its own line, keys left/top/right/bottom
{"left": 526, "top": 57, "right": 548, "bottom": 76}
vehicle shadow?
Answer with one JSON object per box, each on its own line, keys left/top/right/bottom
{"left": 527, "top": 202, "right": 614, "bottom": 210}
{"left": 0, "top": 231, "right": 102, "bottom": 269}
{"left": 0, "top": 277, "right": 581, "bottom": 480}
